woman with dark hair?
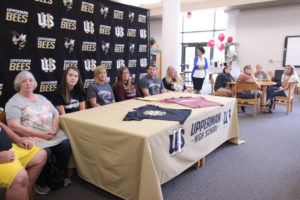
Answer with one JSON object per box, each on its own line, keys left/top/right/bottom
{"left": 263, "top": 65, "right": 299, "bottom": 113}
{"left": 113, "top": 66, "right": 141, "bottom": 102}
{"left": 52, "top": 67, "right": 86, "bottom": 114}
{"left": 214, "top": 66, "right": 235, "bottom": 96}
{"left": 191, "top": 47, "right": 208, "bottom": 94}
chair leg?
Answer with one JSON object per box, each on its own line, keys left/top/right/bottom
{"left": 30, "top": 184, "right": 36, "bottom": 200}
{"left": 286, "top": 102, "right": 289, "bottom": 115}
{"left": 290, "top": 100, "right": 293, "bottom": 112}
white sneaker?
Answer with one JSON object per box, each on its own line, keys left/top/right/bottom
{"left": 36, "top": 184, "right": 51, "bottom": 195}
{"left": 64, "top": 178, "right": 72, "bottom": 187}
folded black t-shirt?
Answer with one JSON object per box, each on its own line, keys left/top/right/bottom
{"left": 0, "top": 126, "right": 12, "bottom": 151}
{"left": 123, "top": 104, "right": 191, "bottom": 124}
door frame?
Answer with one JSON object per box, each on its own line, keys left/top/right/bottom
{"left": 181, "top": 42, "right": 213, "bottom": 66}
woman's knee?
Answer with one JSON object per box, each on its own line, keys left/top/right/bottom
{"left": 12, "top": 169, "right": 29, "bottom": 188}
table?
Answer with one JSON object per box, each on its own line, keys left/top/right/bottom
{"left": 229, "top": 81, "right": 276, "bottom": 112}
{"left": 59, "top": 92, "right": 239, "bottom": 200}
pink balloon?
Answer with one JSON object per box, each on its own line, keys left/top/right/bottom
{"left": 218, "top": 33, "right": 225, "bottom": 42}
{"left": 227, "top": 36, "right": 233, "bottom": 43}
{"left": 218, "top": 43, "right": 224, "bottom": 51}
{"left": 208, "top": 39, "right": 215, "bottom": 48}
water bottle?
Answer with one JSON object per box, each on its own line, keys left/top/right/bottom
{"left": 259, "top": 74, "right": 263, "bottom": 82}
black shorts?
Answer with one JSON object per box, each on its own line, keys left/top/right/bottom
{"left": 192, "top": 77, "right": 204, "bottom": 90}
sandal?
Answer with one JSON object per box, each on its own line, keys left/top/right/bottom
{"left": 262, "top": 109, "right": 272, "bottom": 113}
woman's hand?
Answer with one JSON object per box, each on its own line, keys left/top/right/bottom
{"left": 40, "top": 131, "right": 54, "bottom": 140}
{"left": 198, "top": 65, "right": 204, "bottom": 70}
{"left": 0, "top": 151, "right": 15, "bottom": 163}
{"left": 15, "top": 138, "right": 33, "bottom": 149}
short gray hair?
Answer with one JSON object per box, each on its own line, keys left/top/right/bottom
{"left": 14, "top": 71, "right": 38, "bottom": 92}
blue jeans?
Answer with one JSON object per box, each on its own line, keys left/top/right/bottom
{"left": 267, "top": 86, "right": 286, "bottom": 108}
{"left": 237, "top": 91, "right": 261, "bottom": 99}
{"left": 37, "top": 139, "right": 72, "bottom": 186}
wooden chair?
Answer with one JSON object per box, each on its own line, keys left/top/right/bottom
{"left": 273, "top": 82, "right": 296, "bottom": 115}
{"left": 234, "top": 83, "right": 259, "bottom": 117}
{"left": 0, "top": 112, "right": 36, "bottom": 200}
{"left": 210, "top": 78, "right": 230, "bottom": 97}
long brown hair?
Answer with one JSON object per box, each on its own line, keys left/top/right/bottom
{"left": 115, "top": 66, "right": 134, "bottom": 89}
{"left": 61, "top": 67, "right": 85, "bottom": 104}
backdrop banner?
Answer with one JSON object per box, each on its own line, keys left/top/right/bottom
{"left": 0, "top": 0, "right": 149, "bottom": 109}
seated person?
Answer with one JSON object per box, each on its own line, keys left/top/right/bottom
{"left": 264, "top": 65, "right": 299, "bottom": 113}
{"left": 5, "top": 71, "right": 72, "bottom": 194}
{"left": 139, "top": 64, "right": 167, "bottom": 96}
{"left": 113, "top": 66, "right": 141, "bottom": 102}
{"left": 162, "top": 66, "right": 187, "bottom": 92}
{"left": 214, "top": 65, "right": 235, "bottom": 96}
{"left": 87, "top": 66, "right": 115, "bottom": 107}
{"left": 254, "top": 64, "right": 271, "bottom": 81}
{"left": 0, "top": 121, "right": 46, "bottom": 200}
{"left": 236, "top": 65, "right": 261, "bottom": 112}
{"left": 51, "top": 67, "right": 86, "bottom": 114}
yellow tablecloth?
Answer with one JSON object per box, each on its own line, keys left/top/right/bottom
{"left": 59, "top": 92, "right": 239, "bottom": 200}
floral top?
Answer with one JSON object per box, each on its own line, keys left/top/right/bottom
{"left": 5, "top": 93, "right": 67, "bottom": 148}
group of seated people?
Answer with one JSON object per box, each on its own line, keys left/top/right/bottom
{"left": 0, "top": 63, "right": 188, "bottom": 199}
{"left": 213, "top": 63, "right": 298, "bottom": 113}
{"left": 1, "top": 62, "right": 298, "bottom": 199}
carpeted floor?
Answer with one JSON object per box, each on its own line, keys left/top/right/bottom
{"left": 33, "top": 98, "right": 300, "bottom": 200}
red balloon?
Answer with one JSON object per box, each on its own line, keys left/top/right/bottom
{"left": 218, "top": 43, "right": 224, "bottom": 51}
{"left": 227, "top": 36, "right": 233, "bottom": 43}
{"left": 218, "top": 33, "right": 225, "bottom": 42}
{"left": 208, "top": 39, "right": 215, "bottom": 48}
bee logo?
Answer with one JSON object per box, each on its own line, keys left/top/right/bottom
{"left": 128, "top": 11, "right": 134, "bottom": 23}
{"left": 100, "top": 4, "right": 109, "bottom": 18}
{"left": 63, "top": 0, "right": 73, "bottom": 11}
{"left": 101, "top": 41, "right": 110, "bottom": 54}
{"left": 11, "top": 31, "right": 26, "bottom": 50}
{"left": 64, "top": 37, "right": 75, "bottom": 52}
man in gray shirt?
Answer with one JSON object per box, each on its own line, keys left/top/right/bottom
{"left": 139, "top": 65, "right": 167, "bottom": 96}
{"left": 254, "top": 64, "right": 271, "bottom": 81}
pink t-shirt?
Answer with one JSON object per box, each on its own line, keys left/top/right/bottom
{"left": 160, "top": 96, "right": 223, "bottom": 108}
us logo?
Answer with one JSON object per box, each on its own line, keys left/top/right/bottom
{"left": 169, "top": 126, "right": 185, "bottom": 156}
{"left": 115, "top": 26, "right": 124, "bottom": 38}
{"left": 11, "top": 31, "right": 26, "bottom": 50}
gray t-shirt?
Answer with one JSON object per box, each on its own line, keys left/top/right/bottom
{"left": 254, "top": 71, "right": 269, "bottom": 80}
{"left": 5, "top": 93, "right": 58, "bottom": 120}
{"left": 139, "top": 75, "right": 165, "bottom": 95}
{"left": 87, "top": 82, "right": 115, "bottom": 105}
{"left": 5, "top": 93, "right": 68, "bottom": 149}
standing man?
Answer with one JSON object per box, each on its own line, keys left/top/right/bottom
{"left": 139, "top": 64, "right": 167, "bottom": 96}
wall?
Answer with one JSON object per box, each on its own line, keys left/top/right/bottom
{"left": 236, "top": 4, "right": 300, "bottom": 75}
{"left": 150, "top": 19, "right": 162, "bottom": 49}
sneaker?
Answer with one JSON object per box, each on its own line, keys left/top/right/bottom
{"left": 36, "top": 184, "right": 51, "bottom": 195}
{"left": 241, "top": 106, "right": 246, "bottom": 112}
{"left": 64, "top": 178, "right": 72, "bottom": 187}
